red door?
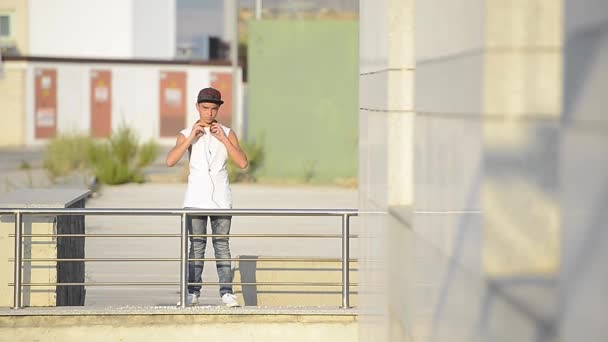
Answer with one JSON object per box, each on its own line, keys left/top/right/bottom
{"left": 210, "top": 72, "right": 233, "bottom": 127}
{"left": 90, "top": 70, "right": 112, "bottom": 138}
{"left": 35, "top": 69, "right": 57, "bottom": 139}
{"left": 159, "top": 71, "right": 187, "bottom": 137}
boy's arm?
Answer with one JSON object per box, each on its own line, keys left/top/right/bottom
{"left": 166, "top": 122, "right": 205, "bottom": 167}
{"left": 224, "top": 131, "right": 248, "bottom": 169}
{"left": 166, "top": 134, "right": 190, "bottom": 167}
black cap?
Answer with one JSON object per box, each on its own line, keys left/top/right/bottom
{"left": 197, "top": 87, "right": 224, "bottom": 105}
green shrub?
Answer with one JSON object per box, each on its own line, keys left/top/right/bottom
{"left": 44, "top": 134, "right": 95, "bottom": 179}
{"left": 44, "top": 125, "right": 160, "bottom": 185}
{"left": 89, "top": 125, "right": 160, "bottom": 185}
{"left": 302, "top": 160, "right": 317, "bottom": 183}
{"left": 138, "top": 141, "right": 161, "bottom": 169}
{"left": 228, "top": 140, "right": 264, "bottom": 183}
{"left": 19, "top": 160, "right": 31, "bottom": 170}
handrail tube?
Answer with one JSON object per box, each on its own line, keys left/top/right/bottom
{"left": 13, "top": 212, "right": 22, "bottom": 310}
{"left": 341, "top": 214, "right": 351, "bottom": 308}
{"left": 9, "top": 282, "right": 360, "bottom": 287}
{"left": 12, "top": 257, "right": 359, "bottom": 262}
{"left": 0, "top": 208, "right": 358, "bottom": 216}
{"left": 11, "top": 233, "right": 360, "bottom": 238}
{"left": 179, "top": 213, "right": 188, "bottom": 308}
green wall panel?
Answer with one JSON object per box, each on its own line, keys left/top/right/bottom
{"left": 248, "top": 20, "right": 359, "bottom": 183}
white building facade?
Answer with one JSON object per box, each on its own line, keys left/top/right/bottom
{"left": 28, "top": 0, "right": 175, "bottom": 59}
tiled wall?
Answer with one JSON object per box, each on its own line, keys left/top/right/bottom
{"left": 359, "top": 0, "right": 608, "bottom": 341}
{"left": 560, "top": 0, "right": 608, "bottom": 340}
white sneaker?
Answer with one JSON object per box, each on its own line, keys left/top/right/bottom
{"left": 177, "top": 293, "right": 199, "bottom": 306}
{"left": 221, "top": 293, "right": 239, "bottom": 307}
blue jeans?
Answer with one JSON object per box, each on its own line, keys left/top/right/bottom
{"left": 186, "top": 214, "right": 233, "bottom": 296}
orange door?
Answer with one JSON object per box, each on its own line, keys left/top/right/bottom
{"left": 210, "top": 72, "right": 233, "bottom": 127}
{"left": 159, "top": 71, "right": 187, "bottom": 137}
{"left": 90, "top": 70, "right": 112, "bottom": 138}
{"left": 35, "top": 69, "right": 57, "bottom": 139}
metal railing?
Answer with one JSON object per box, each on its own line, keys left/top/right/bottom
{"left": 0, "top": 208, "right": 358, "bottom": 309}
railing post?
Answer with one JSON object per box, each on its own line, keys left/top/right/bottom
{"left": 341, "top": 214, "right": 350, "bottom": 308}
{"left": 179, "top": 212, "right": 188, "bottom": 308}
{"left": 13, "top": 211, "right": 22, "bottom": 309}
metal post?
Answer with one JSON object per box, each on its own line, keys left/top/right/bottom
{"left": 341, "top": 214, "right": 350, "bottom": 308}
{"left": 179, "top": 213, "right": 188, "bottom": 308}
{"left": 230, "top": 0, "right": 241, "bottom": 137}
{"left": 255, "top": 0, "right": 262, "bottom": 20}
{"left": 13, "top": 212, "right": 22, "bottom": 309}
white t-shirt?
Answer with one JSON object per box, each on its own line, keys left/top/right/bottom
{"left": 180, "top": 124, "right": 232, "bottom": 209}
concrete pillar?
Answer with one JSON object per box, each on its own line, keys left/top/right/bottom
{"left": 359, "top": 0, "right": 415, "bottom": 341}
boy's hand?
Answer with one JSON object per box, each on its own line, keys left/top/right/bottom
{"left": 210, "top": 122, "right": 228, "bottom": 142}
{"left": 188, "top": 121, "right": 205, "bottom": 142}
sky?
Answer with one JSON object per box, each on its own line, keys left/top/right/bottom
{"left": 177, "top": 0, "right": 223, "bottom": 43}
{"left": 176, "top": 0, "right": 358, "bottom": 44}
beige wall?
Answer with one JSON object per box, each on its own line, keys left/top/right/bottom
{"left": 0, "top": 0, "right": 29, "bottom": 54}
{"left": 0, "top": 63, "right": 27, "bottom": 147}
{"left": 233, "top": 259, "right": 358, "bottom": 307}
{"left": 0, "top": 216, "right": 57, "bottom": 307}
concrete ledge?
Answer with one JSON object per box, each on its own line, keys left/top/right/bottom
{"left": 0, "top": 306, "right": 358, "bottom": 342}
{"left": 0, "top": 305, "right": 358, "bottom": 317}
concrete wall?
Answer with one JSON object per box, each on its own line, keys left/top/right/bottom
{"left": 357, "top": 0, "right": 608, "bottom": 341}
{"left": 248, "top": 20, "right": 359, "bottom": 183}
{"left": 0, "top": 313, "right": 357, "bottom": 342}
{"left": 28, "top": 0, "right": 175, "bottom": 59}
{"left": 0, "top": 62, "right": 26, "bottom": 146}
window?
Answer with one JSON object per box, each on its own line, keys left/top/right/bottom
{"left": 0, "top": 14, "right": 12, "bottom": 39}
